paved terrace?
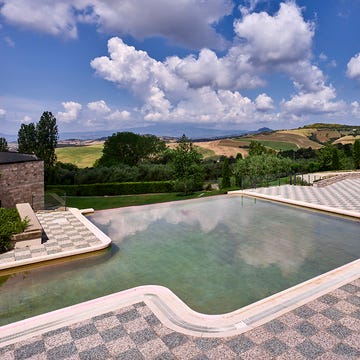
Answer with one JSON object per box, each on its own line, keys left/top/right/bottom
{"left": 1, "top": 176, "right": 360, "bottom": 359}
{"left": 0, "top": 208, "right": 111, "bottom": 271}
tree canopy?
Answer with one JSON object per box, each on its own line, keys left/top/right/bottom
{"left": 97, "top": 132, "right": 167, "bottom": 167}
{"left": 171, "top": 134, "right": 204, "bottom": 194}
{"left": 17, "top": 111, "right": 58, "bottom": 172}
{"left": 36, "top": 111, "right": 58, "bottom": 170}
{"left": 18, "top": 123, "right": 37, "bottom": 154}
{"left": 0, "top": 137, "right": 8, "bottom": 152}
{"left": 248, "top": 140, "right": 268, "bottom": 156}
{"left": 353, "top": 139, "right": 360, "bottom": 169}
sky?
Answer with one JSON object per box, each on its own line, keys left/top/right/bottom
{"left": 1, "top": 0, "right": 360, "bottom": 138}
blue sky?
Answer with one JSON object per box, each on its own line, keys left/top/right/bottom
{"left": 1, "top": 0, "right": 360, "bottom": 138}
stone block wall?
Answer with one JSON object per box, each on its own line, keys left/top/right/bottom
{"left": 0, "top": 160, "right": 44, "bottom": 210}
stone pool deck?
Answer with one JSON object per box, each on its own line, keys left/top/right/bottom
{"left": 1, "top": 177, "right": 360, "bottom": 359}
{"left": 0, "top": 207, "right": 111, "bottom": 271}
{"left": 229, "top": 177, "right": 360, "bottom": 219}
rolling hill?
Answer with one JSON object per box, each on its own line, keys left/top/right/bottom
{"left": 56, "top": 123, "right": 360, "bottom": 166}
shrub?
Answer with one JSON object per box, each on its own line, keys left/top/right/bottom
{"left": 0, "top": 208, "right": 28, "bottom": 253}
{"left": 46, "top": 181, "right": 175, "bottom": 196}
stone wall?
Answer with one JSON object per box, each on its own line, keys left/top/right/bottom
{"left": 0, "top": 160, "right": 44, "bottom": 210}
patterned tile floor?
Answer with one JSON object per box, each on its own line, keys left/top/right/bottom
{"left": 1, "top": 280, "right": 360, "bottom": 359}
{"left": 0, "top": 211, "right": 103, "bottom": 265}
{"left": 243, "top": 178, "right": 360, "bottom": 213}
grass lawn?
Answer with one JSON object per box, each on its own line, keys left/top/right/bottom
{"left": 62, "top": 190, "right": 227, "bottom": 210}
{"left": 56, "top": 144, "right": 103, "bottom": 168}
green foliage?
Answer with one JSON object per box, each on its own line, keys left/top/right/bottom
{"left": 0, "top": 208, "right": 28, "bottom": 253}
{"left": 353, "top": 139, "right": 360, "bottom": 169}
{"left": 234, "top": 153, "right": 292, "bottom": 188}
{"left": 36, "top": 111, "right": 58, "bottom": 171}
{"left": 97, "top": 132, "right": 166, "bottom": 167}
{"left": 0, "top": 137, "right": 8, "bottom": 152}
{"left": 47, "top": 181, "right": 175, "bottom": 196}
{"left": 318, "top": 143, "right": 336, "bottom": 170}
{"left": 47, "top": 162, "right": 176, "bottom": 185}
{"left": 171, "top": 134, "right": 204, "bottom": 194}
{"left": 248, "top": 140, "right": 267, "bottom": 156}
{"left": 221, "top": 158, "right": 231, "bottom": 188}
{"left": 17, "top": 112, "right": 58, "bottom": 173}
{"left": 279, "top": 147, "right": 317, "bottom": 160}
{"left": 18, "top": 123, "right": 37, "bottom": 154}
{"left": 331, "top": 147, "right": 340, "bottom": 170}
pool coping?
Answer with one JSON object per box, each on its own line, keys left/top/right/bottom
{"left": 0, "top": 207, "right": 112, "bottom": 271}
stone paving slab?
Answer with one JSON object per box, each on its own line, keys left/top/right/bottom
{"left": 232, "top": 178, "right": 360, "bottom": 215}
{"left": 0, "top": 208, "right": 111, "bottom": 270}
{"left": 1, "top": 280, "right": 359, "bottom": 359}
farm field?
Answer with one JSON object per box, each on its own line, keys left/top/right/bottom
{"left": 333, "top": 135, "right": 360, "bottom": 145}
{"left": 194, "top": 140, "right": 247, "bottom": 158}
{"left": 234, "top": 138, "right": 298, "bottom": 151}
{"left": 56, "top": 144, "right": 103, "bottom": 168}
{"left": 248, "top": 131, "right": 322, "bottom": 149}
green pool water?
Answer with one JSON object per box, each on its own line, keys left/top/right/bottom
{"left": 1, "top": 196, "right": 359, "bottom": 326}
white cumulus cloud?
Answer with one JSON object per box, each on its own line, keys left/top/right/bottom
{"left": 87, "top": 100, "right": 110, "bottom": 114}
{"left": 234, "top": 2, "right": 314, "bottom": 65}
{"left": 0, "top": 0, "right": 233, "bottom": 49}
{"left": 57, "top": 101, "right": 82, "bottom": 122}
{"left": 281, "top": 86, "right": 345, "bottom": 116}
{"left": 89, "top": 2, "right": 345, "bottom": 127}
{"left": 351, "top": 101, "right": 360, "bottom": 117}
{"left": 0, "top": 108, "right": 6, "bottom": 116}
{"left": 22, "top": 115, "right": 32, "bottom": 123}
{"left": 255, "top": 93, "right": 274, "bottom": 112}
{"left": 106, "top": 110, "right": 131, "bottom": 121}
{"left": 346, "top": 53, "right": 360, "bottom": 81}
{"left": 0, "top": 0, "right": 78, "bottom": 38}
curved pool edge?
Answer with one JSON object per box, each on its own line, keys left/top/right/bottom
{"left": 1, "top": 258, "right": 359, "bottom": 346}
{"left": 0, "top": 207, "right": 112, "bottom": 272}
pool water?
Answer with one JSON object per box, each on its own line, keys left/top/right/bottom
{"left": 1, "top": 196, "right": 359, "bottom": 325}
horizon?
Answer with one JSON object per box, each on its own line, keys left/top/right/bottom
{"left": 1, "top": 1, "right": 360, "bottom": 137}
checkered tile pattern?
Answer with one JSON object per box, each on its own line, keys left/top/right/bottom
{"left": 0, "top": 211, "right": 103, "bottom": 265}
{"left": 245, "top": 178, "right": 360, "bottom": 213}
{"left": 2, "top": 280, "right": 359, "bottom": 359}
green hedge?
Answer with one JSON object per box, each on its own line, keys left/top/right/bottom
{"left": 0, "top": 208, "right": 28, "bottom": 253}
{"left": 46, "top": 181, "right": 175, "bottom": 196}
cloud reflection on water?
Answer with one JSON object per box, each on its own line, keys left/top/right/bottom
{"left": 90, "top": 197, "right": 315, "bottom": 276}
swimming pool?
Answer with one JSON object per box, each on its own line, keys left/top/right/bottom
{"left": 0, "top": 196, "right": 359, "bottom": 325}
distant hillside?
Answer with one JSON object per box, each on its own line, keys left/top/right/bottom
{"left": 194, "top": 123, "right": 360, "bottom": 158}
{"left": 55, "top": 122, "right": 360, "bottom": 165}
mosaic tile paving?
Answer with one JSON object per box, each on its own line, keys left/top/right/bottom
{"left": 1, "top": 280, "right": 359, "bottom": 359}
{"left": 244, "top": 178, "right": 360, "bottom": 213}
{"left": 0, "top": 211, "right": 103, "bottom": 265}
